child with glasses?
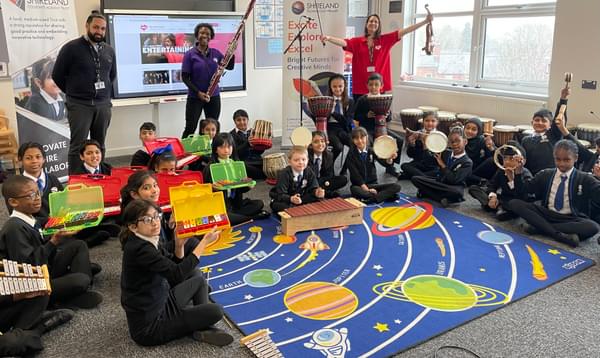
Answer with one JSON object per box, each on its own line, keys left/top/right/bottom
{"left": 120, "top": 199, "right": 233, "bottom": 347}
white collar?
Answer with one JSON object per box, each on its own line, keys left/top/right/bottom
{"left": 23, "top": 171, "right": 45, "bottom": 187}
{"left": 135, "top": 232, "right": 160, "bottom": 249}
{"left": 451, "top": 152, "right": 467, "bottom": 160}
{"left": 38, "top": 89, "right": 62, "bottom": 105}
{"left": 83, "top": 162, "right": 99, "bottom": 174}
{"left": 11, "top": 210, "right": 37, "bottom": 228}
{"left": 292, "top": 169, "right": 303, "bottom": 178}
{"left": 557, "top": 167, "right": 575, "bottom": 178}
{"left": 313, "top": 153, "right": 322, "bottom": 160}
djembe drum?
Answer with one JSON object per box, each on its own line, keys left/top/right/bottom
{"left": 263, "top": 153, "right": 287, "bottom": 185}
{"left": 418, "top": 105, "right": 439, "bottom": 116}
{"left": 307, "top": 96, "right": 335, "bottom": 138}
{"left": 249, "top": 120, "right": 273, "bottom": 151}
{"left": 493, "top": 125, "right": 519, "bottom": 146}
{"left": 1, "top": 259, "right": 51, "bottom": 296}
{"left": 436, "top": 111, "right": 457, "bottom": 135}
{"left": 400, "top": 108, "right": 424, "bottom": 131}
{"left": 577, "top": 123, "right": 600, "bottom": 142}
{"left": 456, "top": 113, "right": 479, "bottom": 126}
{"left": 515, "top": 124, "right": 533, "bottom": 143}
{"left": 480, "top": 118, "right": 496, "bottom": 135}
{"left": 367, "top": 94, "right": 393, "bottom": 138}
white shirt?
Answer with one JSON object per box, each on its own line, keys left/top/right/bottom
{"left": 292, "top": 170, "right": 303, "bottom": 183}
{"left": 548, "top": 167, "right": 574, "bottom": 214}
{"left": 23, "top": 171, "right": 45, "bottom": 191}
{"left": 11, "top": 210, "right": 37, "bottom": 228}
{"left": 135, "top": 232, "right": 160, "bottom": 250}
{"left": 450, "top": 152, "right": 467, "bottom": 161}
{"left": 83, "top": 163, "right": 100, "bottom": 174}
{"left": 38, "top": 89, "right": 63, "bottom": 116}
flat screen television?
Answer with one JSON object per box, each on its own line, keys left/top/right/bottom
{"left": 105, "top": 12, "right": 246, "bottom": 99}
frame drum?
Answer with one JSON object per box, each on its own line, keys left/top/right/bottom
{"left": 290, "top": 126, "right": 312, "bottom": 147}
{"left": 436, "top": 111, "right": 457, "bottom": 135}
{"left": 493, "top": 125, "right": 518, "bottom": 146}
{"left": 399, "top": 108, "right": 423, "bottom": 132}
{"left": 480, "top": 118, "right": 496, "bottom": 135}
{"left": 493, "top": 144, "right": 523, "bottom": 171}
{"left": 425, "top": 131, "right": 448, "bottom": 153}
{"left": 263, "top": 153, "right": 287, "bottom": 185}
{"left": 373, "top": 135, "right": 398, "bottom": 159}
{"left": 576, "top": 123, "right": 600, "bottom": 142}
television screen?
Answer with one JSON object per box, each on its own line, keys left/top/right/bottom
{"left": 106, "top": 12, "right": 245, "bottom": 99}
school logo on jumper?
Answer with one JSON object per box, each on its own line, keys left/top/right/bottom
{"left": 291, "top": 1, "right": 305, "bottom": 15}
{"left": 9, "top": 0, "right": 26, "bottom": 11}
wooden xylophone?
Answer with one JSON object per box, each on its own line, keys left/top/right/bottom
{"left": 279, "top": 197, "right": 364, "bottom": 236}
{"left": 0, "top": 259, "right": 51, "bottom": 296}
{"left": 240, "top": 329, "right": 284, "bottom": 358}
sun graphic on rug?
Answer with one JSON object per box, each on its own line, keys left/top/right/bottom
{"left": 201, "top": 227, "right": 246, "bottom": 256}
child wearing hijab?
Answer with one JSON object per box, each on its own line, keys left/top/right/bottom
{"left": 463, "top": 117, "right": 496, "bottom": 186}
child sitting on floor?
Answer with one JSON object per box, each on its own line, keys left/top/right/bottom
{"left": 400, "top": 111, "right": 439, "bottom": 180}
{"left": 308, "top": 130, "right": 348, "bottom": 197}
{"left": 71, "top": 139, "right": 113, "bottom": 175}
{"left": 230, "top": 109, "right": 266, "bottom": 179}
{"left": 131, "top": 122, "right": 156, "bottom": 167}
{"left": 463, "top": 117, "right": 496, "bottom": 185}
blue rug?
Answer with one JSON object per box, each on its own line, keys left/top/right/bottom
{"left": 200, "top": 195, "right": 594, "bottom": 357}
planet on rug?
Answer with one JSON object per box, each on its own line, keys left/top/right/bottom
{"left": 373, "top": 275, "right": 509, "bottom": 311}
{"left": 477, "top": 230, "right": 514, "bottom": 245}
{"left": 243, "top": 269, "right": 281, "bottom": 288}
{"left": 284, "top": 282, "right": 359, "bottom": 320}
{"left": 370, "top": 202, "right": 435, "bottom": 236}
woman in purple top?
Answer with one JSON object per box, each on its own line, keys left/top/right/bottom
{"left": 181, "top": 23, "right": 234, "bottom": 138}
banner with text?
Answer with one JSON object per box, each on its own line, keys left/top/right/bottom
{"left": 282, "top": 0, "right": 346, "bottom": 146}
{"left": 1, "top": 0, "right": 78, "bottom": 180}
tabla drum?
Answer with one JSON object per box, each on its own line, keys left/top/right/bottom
{"left": 456, "top": 113, "right": 479, "bottom": 125}
{"left": 515, "top": 124, "right": 533, "bottom": 143}
{"left": 436, "top": 111, "right": 457, "bottom": 135}
{"left": 367, "top": 94, "right": 393, "bottom": 138}
{"left": 493, "top": 125, "right": 518, "bottom": 146}
{"left": 418, "top": 106, "right": 439, "bottom": 116}
{"left": 263, "top": 153, "right": 287, "bottom": 185}
{"left": 249, "top": 120, "right": 273, "bottom": 151}
{"left": 290, "top": 126, "right": 312, "bottom": 147}
{"left": 399, "top": 108, "right": 423, "bottom": 132}
{"left": 576, "top": 123, "right": 600, "bottom": 142}
{"left": 425, "top": 131, "right": 448, "bottom": 153}
{"left": 373, "top": 135, "right": 398, "bottom": 159}
{"left": 480, "top": 118, "right": 496, "bottom": 135}
{"left": 307, "top": 96, "right": 334, "bottom": 137}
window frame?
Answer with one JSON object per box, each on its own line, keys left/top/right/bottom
{"left": 402, "top": 0, "right": 557, "bottom": 97}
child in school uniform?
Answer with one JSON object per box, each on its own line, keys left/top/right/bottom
{"left": 189, "top": 118, "right": 220, "bottom": 172}
{"left": 577, "top": 137, "right": 600, "bottom": 173}
{"left": 270, "top": 146, "right": 325, "bottom": 213}
{"left": 507, "top": 140, "right": 600, "bottom": 247}
{"left": 463, "top": 117, "right": 496, "bottom": 185}
{"left": 120, "top": 199, "right": 232, "bottom": 347}
{"left": 353, "top": 73, "right": 404, "bottom": 177}
{"left": 70, "top": 139, "right": 113, "bottom": 175}
{"left": 203, "top": 133, "right": 269, "bottom": 225}
{"left": 345, "top": 127, "right": 401, "bottom": 204}
{"left": 324, "top": 74, "right": 354, "bottom": 162}
{"left": 400, "top": 111, "right": 440, "bottom": 180}
{"left": 411, "top": 126, "right": 473, "bottom": 207}
{"left": 468, "top": 141, "right": 533, "bottom": 221}
{"left": 130, "top": 122, "right": 156, "bottom": 167}
{"left": 148, "top": 149, "right": 177, "bottom": 174}
{"left": 229, "top": 109, "right": 266, "bottom": 180}
{"left": 308, "top": 130, "right": 348, "bottom": 197}
{"left": 0, "top": 175, "right": 103, "bottom": 308}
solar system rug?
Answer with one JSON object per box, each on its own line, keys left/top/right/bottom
{"left": 200, "top": 195, "right": 594, "bottom": 357}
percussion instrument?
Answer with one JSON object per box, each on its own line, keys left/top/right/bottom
{"left": 279, "top": 197, "right": 364, "bottom": 236}
{"left": 456, "top": 113, "right": 479, "bottom": 126}
{"left": 576, "top": 123, "right": 600, "bottom": 142}
{"left": 1, "top": 259, "right": 51, "bottom": 296}
{"left": 399, "top": 108, "right": 423, "bottom": 131}
{"left": 290, "top": 126, "right": 312, "bottom": 147}
{"left": 373, "top": 135, "right": 398, "bottom": 159}
{"left": 241, "top": 329, "right": 284, "bottom": 358}
{"left": 249, "top": 120, "right": 273, "bottom": 151}
{"left": 493, "top": 144, "right": 523, "bottom": 171}
{"left": 515, "top": 124, "right": 533, "bottom": 143}
{"left": 263, "top": 153, "right": 287, "bottom": 185}
{"left": 422, "top": 4, "right": 434, "bottom": 55}
{"left": 436, "top": 111, "right": 457, "bottom": 135}
{"left": 418, "top": 106, "right": 439, "bottom": 116}
{"left": 307, "top": 96, "right": 335, "bottom": 139}
{"left": 424, "top": 131, "right": 448, "bottom": 153}
{"left": 493, "top": 125, "right": 518, "bottom": 146}
{"left": 577, "top": 139, "right": 591, "bottom": 148}
{"left": 367, "top": 94, "right": 393, "bottom": 138}
{"left": 480, "top": 118, "right": 496, "bottom": 135}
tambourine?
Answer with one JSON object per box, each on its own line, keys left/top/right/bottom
{"left": 493, "top": 144, "right": 523, "bottom": 171}
{"left": 424, "top": 131, "right": 448, "bottom": 153}
{"left": 373, "top": 135, "right": 398, "bottom": 159}
{"left": 290, "top": 126, "right": 312, "bottom": 147}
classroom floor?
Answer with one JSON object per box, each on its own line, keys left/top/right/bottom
{"left": 11, "top": 138, "right": 600, "bottom": 358}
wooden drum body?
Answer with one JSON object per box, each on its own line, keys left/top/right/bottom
{"left": 493, "top": 125, "right": 518, "bottom": 146}
{"left": 308, "top": 96, "right": 334, "bottom": 138}
{"left": 400, "top": 108, "right": 423, "bottom": 132}
{"left": 263, "top": 153, "right": 287, "bottom": 185}
{"left": 436, "top": 111, "right": 457, "bottom": 135}
{"left": 249, "top": 120, "right": 273, "bottom": 151}
{"left": 577, "top": 123, "right": 600, "bottom": 143}
{"left": 480, "top": 118, "right": 496, "bottom": 135}
{"left": 367, "top": 94, "right": 393, "bottom": 138}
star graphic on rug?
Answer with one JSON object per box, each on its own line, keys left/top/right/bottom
{"left": 394, "top": 319, "right": 402, "bottom": 324}
{"left": 244, "top": 294, "right": 254, "bottom": 300}
{"left": 479, "top": 268, "right": 486, "bottom": 272}
{"left": 560, "top": 256, "right": 566, "bottom": 260}
{"left": 201, "top": 267, "right": 212, "bottom": 273}
{"left": 376, "top": 273, "right": 383, "bottom": 277}
{"left": 373, "top": 264, "right": 383, "bottom": 270}
{"left": 285, "top": 317, "right": 294, "bottom": 323}
{"left": 373, "top": 322, "right": 389, "bottom": 332}
{"left": 280, "top": 254, "right": 285, "bottom": 257}
{"left": 217, "top": 268, "right": 223, "bottom": 272}
{"left": 548, "top": 249, "right": 561, "bottom": 255}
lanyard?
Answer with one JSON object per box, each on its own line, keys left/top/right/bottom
{"left": 88, "top": 42, "right": 102, "bottom": 83}
{"left": 367, "top": 38, "right": 375, "bottom": 65}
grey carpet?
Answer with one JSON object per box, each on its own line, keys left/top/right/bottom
{"left": 8, "top": 140, "right": 599, "bottom": 358}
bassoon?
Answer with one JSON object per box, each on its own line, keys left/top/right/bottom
{"left": 206, "top": 0, "right": 256, "bottom": 96}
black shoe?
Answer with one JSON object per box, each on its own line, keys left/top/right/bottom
{"left": 90, "top": 262, "right": 102, "bottom": 276}
{"left": 384, "top": 194, "right": 400, "bottom": 203}
{"left": 495, "top": 208, "right": 514, "bottom": 222}
{"left": 254, "top": 210, "right": 271, "bottom": 220}
{"left": 65, "top": 290, "right": 103, "bottom": 309}
{"left": 193, "top": 327, "right": 234, "bottom": 346}
{"left": 555, "top": 233, "right": 580, "bottom": 248}
{"left": 519, "top": 221, "right": 539, "bottom": 235}
{"left": 102, "top": 223, "right": 121, "bottom": 237}
{"left": 38, "top": 309, "right": 74, "bottom": 333}
{"left": 440, "top": 198, "right": 449, "bottom": 208}
{"left": 385, "top": 166, "right": 399, "bottom": 177}
{"left": 397, "top": 172, "right": 409, "bottom": 180}
{"left": 416, "top": 190, "right": 424, "bottom": 199}
{"left": 84, "top": 230, "right": 110, "bottom": 247}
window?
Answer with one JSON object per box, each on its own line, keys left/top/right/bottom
{"left": 404, "top": 0, "right": 556, "bottom": 95}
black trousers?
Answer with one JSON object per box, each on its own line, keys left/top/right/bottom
{"left": 506, "top": 199, "right": 600, "bottom": 241}
{"left": 411, "top": 176, "right": 465, "bottom": 203}
{"left": 50, "top": 239, "right": 92, "bottom": 302}
{"left": 0, "top": 328, "right": 43, "bottom": 356}
{"left": 66, "top": 101, "right": 111, "bottom": 172}
{"left": 182, "top": 96, "right": 221, "bottom": 138}
{"left": 327, "top": 125, "right": 351, "bottom": 162}
{"left": 0, "top": 296, "right": 48, "bottom": 331}
{"left": 245, "top": 160, "right": 266, "bottom": 180}
{"left": 228, "top": 198, "right": 265, "bottom": 225}
{"left": 132, "top": 275, "right": 223, "bottom": 346}
{"left": 400, "top": 161, "right": 438, "bottom": 180}
{"left": 318, "top": 175, "right": 347, "bottom": 197}
{"left": 467, "top": 157, "right": 497, "bottom": 185}
{"left": 350, "top": 182, "right": 401, "bottom": 203}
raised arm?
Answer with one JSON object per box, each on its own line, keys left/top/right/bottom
{"left": 397, "top": 13, "right": 433, "bottom": 40}
{"left": 322, "top": 35, "right": 347, "bottom": 48}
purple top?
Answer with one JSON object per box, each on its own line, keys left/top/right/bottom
{"left": 181, "top": 47, "right": 224, "bottom": 97}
